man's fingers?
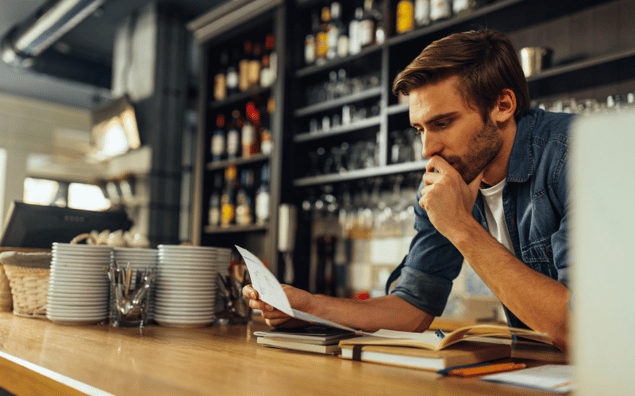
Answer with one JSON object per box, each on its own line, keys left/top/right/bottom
{"left": 242, "top": 285, "right": 258, "bottom": 300}
{"left": 426, "top": 155, "right": 454, "bottom": 175}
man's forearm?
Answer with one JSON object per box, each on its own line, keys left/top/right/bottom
{"left": 451, "top": 217, "right": 570, "bottom": 350}
{"left": 308, "top": 294, "right": 435, "bottom": 333}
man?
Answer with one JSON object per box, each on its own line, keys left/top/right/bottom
{"left": 244, "top": 29, "right": 572, "bottom": 351}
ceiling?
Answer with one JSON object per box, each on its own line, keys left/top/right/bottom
{"left": 0, "top": 0, "right": 228, "bottom": 109}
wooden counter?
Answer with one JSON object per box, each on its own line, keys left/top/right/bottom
{"left": 0, "top": 312, "right": 567, "bottom": 396}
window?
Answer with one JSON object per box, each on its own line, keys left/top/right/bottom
{"left": 23, "top": 178, "right": 60, "bottom": 206}
{"left": 23, "top": 178, "right": 110, "bottom": 211}
{"left": 68, "top": 183, "right": 110, "bottom": 211}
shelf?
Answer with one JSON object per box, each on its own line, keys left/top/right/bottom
{"left": 209, "top": 86, "right": 272, "bottom": 110}
{"left": 206, "top": 153, "right": 269, "bottom": 171}
{"left": 387, "top": 103, "right": 409, "bottom": 115}
{"left": 293, "top": 159, "right": 429, "bottom": 187}
{"left": 386, "top": 0, "right": 524, "bottom": 47}
{"left": 294, "top": 87, "right": 383, "bottom": 117}
{"left": 294, "top": 116, "right": 382, "bottom": 143}
{"left": 204, "top": 224, "right": 268, "bottom": 234}
{"left": 295, "top": 45, "right": 383, "bottom": 78}
{"left": 526, "top": 47, "right": 635, "bottom": 83}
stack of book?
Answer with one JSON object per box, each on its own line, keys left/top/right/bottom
{"left": 254, "top": 326, "right": 357, "bottom": 355}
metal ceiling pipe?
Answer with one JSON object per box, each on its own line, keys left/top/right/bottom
{"left": 1, "top": 0, "right": 106, "bottom": 68}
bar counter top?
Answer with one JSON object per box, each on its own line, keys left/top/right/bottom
{"left": 0, "top": 312, "right": 567, "bottom": 395}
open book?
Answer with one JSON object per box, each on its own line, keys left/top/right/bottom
{"left": 340, "top": 324, "right": 553, "bottom": 351}
{"left": 338, "top": 325, "right": 551, "bottom": 371}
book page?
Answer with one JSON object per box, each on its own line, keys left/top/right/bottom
{"left": 480, "top": 364, "right": 574, "bottom": 393}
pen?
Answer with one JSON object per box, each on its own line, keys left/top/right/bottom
{"left": 446, "top": 362, "right": 526, "bottom": 377}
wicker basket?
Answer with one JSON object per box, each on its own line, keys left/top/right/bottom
{"left": 0, "top": 265, "right": 12, "bottom": 312}
{"left": 2, "top": 264, "right": 49, "bottom": 318}
{"left": 0, "top": 250, "right": 51, "bottom": 319}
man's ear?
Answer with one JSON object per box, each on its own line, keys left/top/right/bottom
{"left": 491, "top": 88, "right": 516, "bottom": 124}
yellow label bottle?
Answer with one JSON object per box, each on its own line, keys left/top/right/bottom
{"left": 396, "top": 0, "right": 415, "bottom": 34}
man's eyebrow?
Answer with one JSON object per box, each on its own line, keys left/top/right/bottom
{"left": 426, "top": 112, "right": 459, "bottom": 125}
{"left": 412, "top": 112, "right": 458, "bottom": 128}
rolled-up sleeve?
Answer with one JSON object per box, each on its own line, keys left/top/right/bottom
{"left": 388, "top": 179, "right": 465, "bottom": 317}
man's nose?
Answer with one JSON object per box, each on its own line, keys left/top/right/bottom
{"left": 421, "top": 133, "right": 443, "bottom": 159}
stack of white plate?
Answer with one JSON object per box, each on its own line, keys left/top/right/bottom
{"left": 154, "top": 245, "right": 217, "bottom": 327}
{"left": 47, "top": 243, "right": 112, "bottom": 325}
{"left": 216, "top": 248, "right": 233, "bottom": 277}
{"left": 111, "top": 247, "right": 158, "bottom": 318}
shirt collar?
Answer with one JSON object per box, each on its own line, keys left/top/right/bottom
{"left": 506, "top": 109, "right": 538, "bottom": 183}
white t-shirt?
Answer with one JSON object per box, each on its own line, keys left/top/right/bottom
{"left": 480, "top": 179, "right": 516, "bottom": 256}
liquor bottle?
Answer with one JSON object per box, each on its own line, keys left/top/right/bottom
{"left": 255, "top": 164, "right": 270, "bottom": 225}
{"left": 213, "top": 50, "right": 228, "bottom": 101}
{"left": 226, "top": 110, "right": 242, "bottom": 160}
{"left": 315, "top": 6, "right": 330, "bottom": 65}
{"left": 208, "top": 173, "right": 222, "bottom": 227}
{"left": 348, "top": 7, "right": 363, "bottom": 55}
{"left": 430, "top": 0, "right": 451, "bottom": 22}
{"left": 396, "top": 0, "right": 415, "bottom": 34}
{"left": 453, "top": 0, "right": 474, "bottom": 18}
{"left": 358, "top": 0, "right": 376, "bottom": 48}
{"left": 236, "top": 169, "right": 255, "bottom": 226}
{"left": 239, "top": 40, "right": 253, "bottom": 92}
{"left": 221, "top": 165, "right": 237, "bottom": 227}
{"left": 414, "top": 0, "right": 430, "bottom": 27}
{"left": 210, "top": 114, "right": 226, "bottom": 162}
{"left": 261, "top": 33, "right": 276, "bottom": 87}
{"left": 373, "top": 0, "right": 386, "bottom": 45}
{"left": 305, "top": 10, "right": 320, "bottom": 65}
{"left": 304, "top": 33, "right": 316, "bottom": 65}
{"left": 249, "top": 42, "right": 262, "bottom": 89}
{"left": 226, "top": 48, "right": 240, "bottom": 96}
{"left": 242, "top": 101, "right": 260, "bottom": 159}
{"left": 337, "top": 24, "right": 349, "bottom": 59}
{"left": 327, "top": 2, "right": 343, "bottom": 60}
{"left": 260, "top": 97, "right": 274, "bottom": 155}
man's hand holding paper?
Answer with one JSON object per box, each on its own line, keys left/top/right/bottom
{"left": 237, "top": 246, "right": 358, "bottom": 332}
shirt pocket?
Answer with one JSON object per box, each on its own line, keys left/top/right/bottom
{"left": 520, "top": 238, "right": 558, "bottom": 280}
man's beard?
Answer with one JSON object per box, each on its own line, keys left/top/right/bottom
{"left": 444, "top": 118, "right": 502, "bottom": 184}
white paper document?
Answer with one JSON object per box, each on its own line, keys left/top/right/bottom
{"left": 480, "top": 364, "right": 574, "bottom": 393}
{"left": 236, "top": 245, "right": 359, "bottom": 332}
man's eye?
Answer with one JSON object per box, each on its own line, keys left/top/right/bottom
{"left": 435, "top": 120, "right": 451, "bottom": 129}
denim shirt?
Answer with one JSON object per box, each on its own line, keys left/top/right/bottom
{"left": 386, "top": 109, "right": 575, "bottom": 329}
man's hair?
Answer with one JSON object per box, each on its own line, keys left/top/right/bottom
{"left": 392, "top": 29, "right": 530, "bottom": 122}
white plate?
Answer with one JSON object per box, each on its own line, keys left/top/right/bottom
{"left": 153, "top": 300, "right": 214, "bottom": 308}
{"left": 47, "top": 296, "right": 108, "bottom": 304}
{"left": 153, "top": 313, "right": 214, "bottom": 320}
{"left": 157, "top": 264, "right": 216, "bottom": 271}
{"left": 155, "top": 286, "right": 216, "bottom": 294}
{"left": 154, "top": 290, "right": 216, "bottom": 303}
{"left": 158, "top": 251, "right": 215, "bottom": 258}
{"left": 53, "top": 243, "right": 112, "bottom": 250}
{"left": 52, "top": 250, "right": 112, "bottom": 258}
{"left": 51, "top": 258, "right": 112, "bottom": 266}
{"left": 113, "top": 247, "right": 157, "bottom": 254}
{"left": 47, "top": 307, "right": 108, "bottom": 315}
{"left": 49, "top": 270, "right": 108, "bottom": 278}
{"left": 48, "top": 278, "right": 109, "bottom": 286}
{"left": 158, "top": 245, "right": 216, "bottom": 251}
{"left": 48, "top": 284, "right": 109, "bottom": 293}
{"left": 49, "top": 270, "right": 107, "bottom": 277}
{"left": 156, "top": 273, "right": 217, "bottom": 280}
{"left": 153, "top": 306, "right": 214, "bottom": 315}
